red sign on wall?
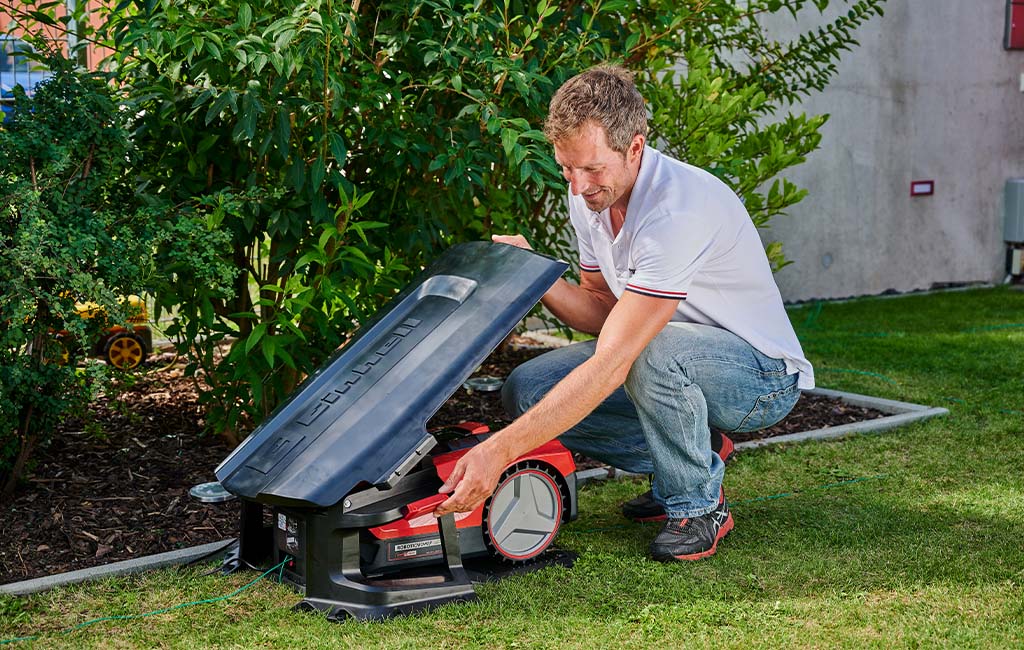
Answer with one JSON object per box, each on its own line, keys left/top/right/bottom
{"left": 1006, "top": 0, "right": 1024, "bottom": 49}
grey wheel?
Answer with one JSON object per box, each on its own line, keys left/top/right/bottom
{"left": 482, "top": 461, "right": 564, "bottom": 562}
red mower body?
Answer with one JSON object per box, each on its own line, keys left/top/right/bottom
{"left": 360, "top": 422, "right": 577, "bottom": 569}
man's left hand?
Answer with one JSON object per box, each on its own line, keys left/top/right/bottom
{"left": 434, "top": 442, "right": 508, "bottom": 516}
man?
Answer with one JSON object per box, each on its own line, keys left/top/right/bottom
{"left": 434, "top": 65, "right": 813, "bottom": 562}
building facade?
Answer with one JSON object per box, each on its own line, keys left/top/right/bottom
{"left": 760, "top": 1, "right": 1024, "bottom": 301}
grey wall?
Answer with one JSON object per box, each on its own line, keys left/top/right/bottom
{"left": 759, "top": 1, "right": 1024, "bottom": 301}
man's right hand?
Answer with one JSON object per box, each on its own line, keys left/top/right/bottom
{"left": 491, "top": 234, "right": 533, "bottom": 250}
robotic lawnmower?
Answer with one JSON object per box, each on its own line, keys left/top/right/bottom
{"left": 214, "top": 242, "right": 578, "bottom": 620}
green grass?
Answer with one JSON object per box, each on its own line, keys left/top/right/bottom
{"left": 2, "top": 286, "right": 1023, "bottom": 649}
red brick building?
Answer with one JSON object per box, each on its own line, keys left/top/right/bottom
{"left": 2, "top": 2, "right": 108, "bottom": 116}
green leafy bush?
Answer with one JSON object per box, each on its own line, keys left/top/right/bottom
{"left": 0, "top": 54, "right": 231, "bottom": 499}
{"left": 9, "top": 0, "right": 884, "bottom": 443}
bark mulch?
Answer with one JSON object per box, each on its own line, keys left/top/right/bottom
{"left": 0, "top": 342, "right": 886, "bottom": 585}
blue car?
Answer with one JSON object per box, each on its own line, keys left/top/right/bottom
{"left": 1, "top": 38, "right": 51, "bottom": 121}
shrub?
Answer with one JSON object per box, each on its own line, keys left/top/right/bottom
{"left": 0, "top": 53, "right": 231, "bottom": 499}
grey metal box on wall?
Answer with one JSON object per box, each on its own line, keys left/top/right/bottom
{"left": 1005, "top": 179, "right": 1024, "bottom": 242}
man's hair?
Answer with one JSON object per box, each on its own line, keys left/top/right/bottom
{"left": 543, "top": 65, "right": 648, "bottom": 154}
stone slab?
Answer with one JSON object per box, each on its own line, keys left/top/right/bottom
{"left": 0, "top": 539, "right": 235, "bottom": 597}
{"left": 735, "top": 388, "right": 948, "bottom": 451}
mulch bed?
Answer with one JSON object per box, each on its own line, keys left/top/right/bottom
{"left": 0, "top": 342, "right": 886, "bottom": 585}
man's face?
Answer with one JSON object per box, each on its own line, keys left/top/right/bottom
{"left": 553, "top": 121, "right": 644, "bottom": 214}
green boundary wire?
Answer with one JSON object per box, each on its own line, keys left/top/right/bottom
{"left": 731, "top": 473, "right": 889, "bottom": 505}
{"left": 0, "top": 558, "right": 289, "bottom": 646}
{"left": 961, "top": 323, "right": 1024, "bottom": 333}
{"left": 802, "top": 301, "right": 824, "bottom": 328}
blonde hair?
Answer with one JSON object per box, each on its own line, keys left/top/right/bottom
{"left": 543, "top": 65, "right": 648, "bottom": 153}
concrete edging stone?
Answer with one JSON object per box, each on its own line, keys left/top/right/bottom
{"left": 0, "top": 539, "right": 235, "bottom": 597}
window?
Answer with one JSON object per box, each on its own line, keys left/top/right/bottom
{"left": 1, "top": 39, "right": 51, "bottom": 117}
{"left": 0, "top": 39, "right": 35, "bottom": 73}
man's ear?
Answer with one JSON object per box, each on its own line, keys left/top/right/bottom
{"left": 629, "top": 134, "right": 646, "bottom": 162}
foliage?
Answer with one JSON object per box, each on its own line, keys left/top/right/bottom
{"left": 5, "top": 0, "right": 884, "bottom": 442}
{"left": 0, "top": 53, "right": 230, "bottom": 499}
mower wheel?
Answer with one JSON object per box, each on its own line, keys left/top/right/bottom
{"left": 104, "top": 332, "right": 147, "bottom": 370}
{"left": 482, "top": 461, "right": 564, "bottom": 563}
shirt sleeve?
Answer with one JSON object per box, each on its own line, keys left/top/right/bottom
{"left": 624, "top": 209, "right": 719, "bottom": 300}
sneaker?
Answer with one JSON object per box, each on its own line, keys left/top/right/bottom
{"left": 713, "top": 431, "right": 735, "bottom": 464}
{"left": 621, "top": 489, "right": 666, "bottom": 522}
{"left": 649, "top": 490, "right": 733, "bottom": 562}
{"left": 620, "top": 434, "right": 735, "bottom": 523}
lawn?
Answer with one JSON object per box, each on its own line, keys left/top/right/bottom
{"left": 1, "top": 286, "right": 1022, "bottom": 649}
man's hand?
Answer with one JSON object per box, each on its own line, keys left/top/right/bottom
{"left": 491, "top": 233, "right": 533, "bottom": 250}
{"left": 434, "top": 442, "right": 508, "bottom": 516}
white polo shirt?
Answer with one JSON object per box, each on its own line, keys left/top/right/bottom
{"left": 568, "top": 146, "right": 814, "bottom": 389}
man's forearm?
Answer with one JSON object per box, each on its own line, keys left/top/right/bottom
{"left": 542, "top": 277, "right": 616, "bottom": 335}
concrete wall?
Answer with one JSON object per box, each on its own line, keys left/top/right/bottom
{"left": 759, "top": 0, "right": 1024, "bottom": 301}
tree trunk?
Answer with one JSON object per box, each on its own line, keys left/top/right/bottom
{"left": 1, "top": 405, "right": 37, "bottom": 504}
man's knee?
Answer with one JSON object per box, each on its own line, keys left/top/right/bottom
{"left": 625, "top": 331, "right": 689, "bottom": 393}
{"left": 501, "top": 363, "right": 541, "bottom": 417}
{"left": 501, "top": 342, "right": 594, "bottom": 418}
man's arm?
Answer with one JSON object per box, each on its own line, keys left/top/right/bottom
{"left": 540, "top": 272, "right": 617, "bottom": 335}
{"left": 434, "top": 287, "right": 679, "bottom": 516}
{"left": 491, "top": 234, "right": 616, "bottom": 335}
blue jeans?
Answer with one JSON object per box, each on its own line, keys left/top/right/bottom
{"left": 501, "top": 323, "right": 800, "bottom": 519}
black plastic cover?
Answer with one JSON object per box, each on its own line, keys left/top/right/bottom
{"left": 215, "top": 242, "right": 567, "bottom": 508}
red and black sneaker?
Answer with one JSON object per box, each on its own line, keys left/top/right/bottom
{"left": 620, "top": 434, "right": 735, "bottom": 523}
{"left": 712, "top": 431, "right": 735, "bottom": 464}
{"left": 621, "top": 488, "right": 666, "bottom": 522}
{"left": 649, "top": 489, "right": 733, "bottom": 562}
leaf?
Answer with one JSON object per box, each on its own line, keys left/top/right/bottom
{"left": 310, "top": 156, "right": 326, "bottom": 192}
{"left": 625, "top": 31, "right": 640, "bottom": 52}
{"left": 269, "top": 51, "right": 285, "bottom": 75}
{"left": 261, "top": 335, "right": 276, "bottom": 369}
{"left": 204, "top": 90, "right": 236, "bottom": 125}
{"left": 196, "top": 134, "right": 219, "bottom": 154}
{"left": 329, "top": 133, "right": 347, "bottom": 166}
{"left": 28, "top": 10, "right": 58, "bottom": 26}
{"left": 275, "top": 344, "right": 297, "bottom": 370}
{"left": 274, "top": 109, "right": 291, "bottom": 153}
{"left": 275, "top": 28, "right": 295, "bottom": 51}
{"left": 295, "top": 250, "right": 326, "bottom": 270}
{"left": 501, "top": 128, "right": 518, "bottom": 157}
{"left": 519, "top": 160, "right": 534, "bottom": 184}
{"left": 239, "top": 3, "right": 252, "bottom": 30}
{"left": 245, "top": 322, "right": 268, "bottom": 355}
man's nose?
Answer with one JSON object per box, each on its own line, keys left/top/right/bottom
{"left": 567, "top": 173, "right": 585, "bottom": 196}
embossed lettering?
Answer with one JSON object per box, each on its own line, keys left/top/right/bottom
{"left": 296, "top": 317, "right": 421, "bottom": 427}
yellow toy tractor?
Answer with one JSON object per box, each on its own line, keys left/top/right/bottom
{"left": 49, "top": 295, "right": 153, "bottom": 370}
